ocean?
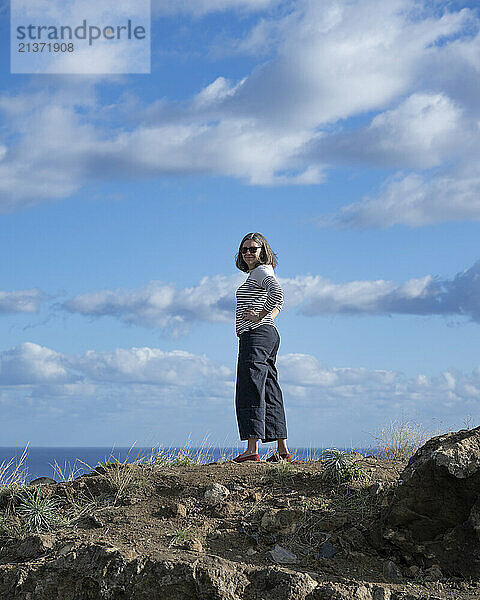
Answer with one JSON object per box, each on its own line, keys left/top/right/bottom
{"left": 0, "top": 446, "right": 375, "bottom": 483}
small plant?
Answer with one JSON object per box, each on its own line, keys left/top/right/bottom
{"left": 170, "top": 453, "right": 195, "bottom": 467}
{"left": 289, "top": 501, "right": 331, "bottom": 555}
{"left": 96, "top": 462, "right": 137, "bottom": 504}
{"left": 50, "top": 459, "right": 85, "bottom": 483}
{"left": 148, "top": 436, "right": 218, "bottom": 467}
{"left": 16, "top": 487, "right": 61, "bottom": 533}
{"left": 169, "top": 528, "right": 193, "bottom": 547}
{"left": 263, "top": 461, "right": 295, "bottom": 485}
{"left": 371, "top": 419, "right": 436, "bottom": 461}
{"left": 0, "top": 513, "right": 23, "bottom": 539}
{"left": 0, "top": 482, "right": 24, "bottom": 507}
{"left": 77, "top": 444, "right": 140, "bottom": 505}
{"left": 321, "top": 448, "right": 363, "bottom": 484}
{"left": 0, "top": 445, "right": 29, "bottom": 490}
{"left": 300, "top": 446, "right": 322, "bottom": 462}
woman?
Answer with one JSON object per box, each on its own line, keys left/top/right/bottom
{"left": 233, "top": 232, "right": 291, "bottom": 463}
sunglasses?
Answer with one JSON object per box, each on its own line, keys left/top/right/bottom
{"left": 241, "top": 246, "right": 261, "bottom": 254}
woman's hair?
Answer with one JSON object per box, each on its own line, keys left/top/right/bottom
{"left": 235, "top": 232, "right": 278, "bottom": 272}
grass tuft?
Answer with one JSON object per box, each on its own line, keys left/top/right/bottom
{"left": 371, "top": 419, "right": 437, "bottom": 461}
{"left": 50, "top": 458, "right": 85, "bottom": 483}
{"left": 147, "top": 435, "right": 232, "bottom": 466}
{"left": 0, "top": 445, "right": 29, "bottom": 490}
{"left": 169, "top": 528, "right": 193, "bottom": 547}
{"left": 262, "top": 461, "right": 295, "bottom": 486}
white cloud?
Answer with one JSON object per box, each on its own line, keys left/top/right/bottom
{"left": 11, "top": 0, "right": 150, "bottom": 74}
{"left": 306, "top": 93, "right": 472, "bottom": 169}
{"left": 0, "top": 342, "right": 71, "bottom": 384}
{"left": 319, "top": 166, "right": 480, "bottom": 228}
{"left": 73, "top": 346, "right": 232, "bottom": 385}
{"left": 0, "top": 95, "right": 101, "bottom": 211}
{"left": 12, "top": 0, "right": 150, "bottom": 22}
{"left": 0, "top": 342, "right": 232, "bottom": 400}
{"left": 1, "top": 0, "right": 478, "bottom": 209}
{"left": 62, "top": 274, "right": 243, "bottom": 335}
{"left": 278, "top": 352, "right": 480, "bottom": 434}
{"left": 1, "top": 341, "right": 479, "bottom": 445}
{"left": 61, "top": 259, "right": 480, "bottom": 331}
{"left": 193, "top": 77, "right": 245, "bottom": 110}
{"left": 0, "top": 289, "right": 47, "bottom": 314}
{"left": 288, "top": 260, "right": 480, "bottom": 322}
{"left": 224, "top": 0, "right": 473, "bottom": 128}
{"left": 153, "top": 0, "right": 282, "bottom": 17}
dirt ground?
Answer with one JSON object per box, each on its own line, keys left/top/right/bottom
{"left": 1, "top": 455, "right": 477, "bottom": 599}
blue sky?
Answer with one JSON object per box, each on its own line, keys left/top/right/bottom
{"left": 1, "top": 0, "right": 480, "bottom": 448}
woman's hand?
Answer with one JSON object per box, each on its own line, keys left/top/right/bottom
{"left": 242, "top": 308, "right": 261, "bottom": 322}
{"left": 243, "top": 306, "right": 280, "bottom": 322}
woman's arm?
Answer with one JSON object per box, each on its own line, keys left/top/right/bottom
{"left": 257, "top": 307, "right": 280, "bottom": 320}
{"left": 242, "top": 268, "right": 283, "bottom": 322}
{"left": 270, "top": 307, "right": 280, "bottom": 320}
{"left": 243, "top": 306, "right": 280, "bottom": 322}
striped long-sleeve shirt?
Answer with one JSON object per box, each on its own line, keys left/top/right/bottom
{"left": 235, "top": 264, "right": 284, "bottom": 337}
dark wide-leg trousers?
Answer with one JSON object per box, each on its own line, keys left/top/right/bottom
{"left": 235, "top": 324, "right": 288, "bottom": 443}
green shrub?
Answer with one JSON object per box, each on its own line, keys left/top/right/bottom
{"left": 321, "top": 448, "right": 363, "bottom": 484}
{"left": 16, "top": 487, "right": 61, "bottom": 533}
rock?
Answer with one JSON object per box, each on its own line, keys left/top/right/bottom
{"left": 28, "top": 477, "right": 57, "bottom": 486}
{"left": 406, "top": 565, "right": 420, "bottom": 578}
{"left": 246, "top": 548, "right": 257, "bottom": 556}
{"left": 308, "top": 582, "right": 391, "bottom": 600}
{"left": 154, "top": 502, "right": 188, "bottom": 519}
{"left": 425, "top": 564, "right": 443, "bottom": 580}
{"left": 175, "top": 502, "right": 187, "bottom": 517}
{"left": 213, "top": 501, "right": 235, "bottom": 518}
{"left": 56, "top": 542, "right": 76, "bottom": 557}
{"left": 316, "top": 540, "right": 337, "bottom": 558}
{"left": 354, "top": 585, "right": 374, "bottom": 600}
{"left": 260, "top": 509, "right": 301, "bottom": 535}
{"left": 0, "top": 544, "right": 322, "bottom": 600}
{"left": 267, "top": 544, "right": 297, "bottom": 564}
{"left": 237, "top": 521, "right": 249, "bottom": 534}
{"left": 207, "top": 530, "right": 221, "bottom": 540}
{"left": 226, "top": 483, "right": 244, "bottom": 492}
{"left": 372, "top": 586, "right": 391, "bottom": 600}
{"left": 184, "top": 537, "right": 203, "bottom": 552}
{"left": 368, "top": 482, "right": 385, "bottom": 498}
{"left": 380, "top": 425, "right": 480, "bottom": 577}
{"left": 382, "top": 559, "right": 402, "bottom": 582}
{"left": 0, "top": 534, "right": 54, "bottom": 561}
{"left": 73, "top": 514, "right": 104, "bottom": 529}
{"left": 314, "top": 582, "right": 372, "bottom": 599}
{"left": 192, "top": 556, "right": 248, "bottom": 599}
{"left": 204, "top": 483, "right": 230, "bottom": 504}
{"left": 249, "top": 567, "right": 316, "bottom": 599}
{"left": 338, "top": 527, "right": 367, "bottom": 552}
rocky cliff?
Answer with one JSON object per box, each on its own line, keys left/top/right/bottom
{"left": 1, "top": 432, "right": 480, "bottom": 599}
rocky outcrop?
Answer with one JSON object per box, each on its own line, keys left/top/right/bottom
{"left": 380, "top": 426, "right": 480, "bottom": 577}
{"left": 0, "top": 539, "right": 426, "bottom": 600}
{"left": 2, "top": 441, "right": 480, "bottom": 599}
